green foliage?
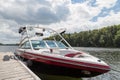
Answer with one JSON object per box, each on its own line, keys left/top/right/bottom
{"left": 46, "top": 25, "right": 120, "bottom": 47}
{"left": 63, "top": 24, "right": 120, "bottom": 47}
{"left": 0, "top": 43, "right": 3, "bottom": 45}
{"left": 114, "top": 30, "right": 120, "bottom": 47}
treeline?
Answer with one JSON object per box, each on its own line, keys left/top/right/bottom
{"left": 0, "top": 43, "right": 18, "bottom": 46}
{"left": 0, "top": 43, "right": 3, "bottom": 45}
{"left": 63, "top": 25, "right": 120, "bottom": 47}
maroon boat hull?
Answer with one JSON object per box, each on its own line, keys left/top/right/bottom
{"left": 15, "top": 50, "right": 110, "bottom": 77}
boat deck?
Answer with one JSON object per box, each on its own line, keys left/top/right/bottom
{"left": 0, "top": 52, "right": 41, "bottom": 80}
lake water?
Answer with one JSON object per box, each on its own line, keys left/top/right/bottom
{"left": 0, "top": 46, "right": 120, "bottom": 80}
{"left": 75, "top": 47, "right": 120, "bottom": 80}
{"left": 0, "top": 46, "right": 17, "bottom": 52}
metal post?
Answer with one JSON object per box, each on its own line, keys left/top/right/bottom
{"left": 26, "top": 25, "right": 34, "bottom": 50}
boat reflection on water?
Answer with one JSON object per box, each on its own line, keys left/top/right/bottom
{"left": 29, "top": 62, "right": 82, "bottom": 80}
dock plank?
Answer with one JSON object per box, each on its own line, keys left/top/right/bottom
{"left": 5, "top": 75, "right": 33, "bottom": 80}
{"left": 0, "top": 52, "right": 41, "bottom": 80}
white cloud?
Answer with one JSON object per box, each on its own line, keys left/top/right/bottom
{"left": 97, "top": 11, "right": 120, "bottom": 27}
{"left": 0, "top": 0, "right": 120, "bottom": 43}
{"left": 95, "top": 0, "right": 117, "bottom": 8}
{"left": 51, "top": 0, "right": 119, "bottom": 32}
{"left": 0, "top": 0, "right": 70, "bottom": 24}
{"left": 0, "top": 20, "right": 19, "bottom": 44}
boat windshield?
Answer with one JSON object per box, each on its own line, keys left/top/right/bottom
{"left": 31, "top": 40, "right": 47, "bottom": 49}
{"left": 46, "top": 41, "right": 57, "bottom": 48}
{"left": 45, "top": 41, "right": 67, "bottom": 48}
{"left": 55, "top": 41, "right": 67, "bottom": 49}
{"left": 31, "top": 40, "right": 67, "bottom": 49}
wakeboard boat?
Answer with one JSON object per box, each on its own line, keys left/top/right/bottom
{"left": 14, "top": 25, "right": 110, "bottom": 78}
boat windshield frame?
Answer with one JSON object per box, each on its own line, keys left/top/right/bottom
{"left": 18, "top": 25, "right": 73, "bottom": 50}
{"left": 31, "top": 40, "right": 67, "bottom": 49}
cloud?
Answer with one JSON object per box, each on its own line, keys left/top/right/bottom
{"left": 0, "top": 20, "right": 19, "bottom": 44}
{"left": 56, "top": 0, "right": 120, "bottom": 32}
{"left": 95, "top": 0, "right": 117, "bottom": 8}
{"left": 0, "top": 0, "right": 70, "bottom": 43}
{"left": 0, "top": 0, "right": 70, "bottom": 25}
{"left": 97, "top": 11, "right": 120, "bottom": 27}
{"left": 0, "top": 0, "right": 120, "bottom": 43}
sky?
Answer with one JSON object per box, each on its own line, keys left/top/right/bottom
{"left": 0, "top": 0, "right": 120, "bottom": 44}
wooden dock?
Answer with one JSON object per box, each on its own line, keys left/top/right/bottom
{"left": 0, "top": 52, "right": 41, "bottom": 80}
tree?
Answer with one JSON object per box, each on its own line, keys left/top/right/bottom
{"left": 0, "top": 43, "right": 3, "bottom": 45}
{"left": 46, "top": 24, "right": 120, "bottom": 47}
{"left": 114, "top": 30, "right": 120, "bottom": 47}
